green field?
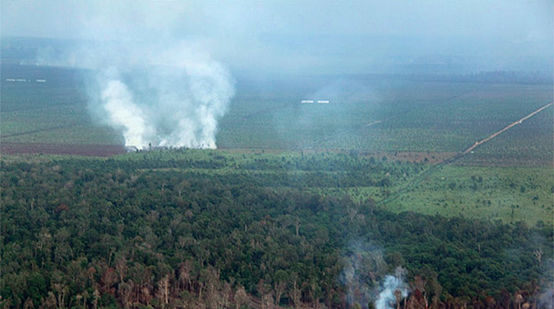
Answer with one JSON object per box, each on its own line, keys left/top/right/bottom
{"left": 387, "top": 165, "right": 553, "bottom": 225}
{"left": 218, "top": 78, "right": 552, "bottom": 157}
{"left": 460, "top": 109, "right": 553, "bottom": 166}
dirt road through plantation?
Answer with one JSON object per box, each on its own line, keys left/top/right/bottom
{"left": 462, "top": 102, "right": 553, "bottom": 154}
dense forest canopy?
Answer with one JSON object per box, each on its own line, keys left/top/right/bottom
{"left": 1, "top": 151, "right": 552, "bottom": 308}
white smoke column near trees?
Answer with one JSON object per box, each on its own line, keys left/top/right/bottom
{"left": 340, "top": 241, "right": 409, "bottom": 309}
{"left": 374, "top": 267, "right": 409, "bottom": 309}
{"left": 101, "top": 79, "right": 153, "bottom": 148}
{"left": 340, "top": 241, "right": 387, "bottom": 308}
{"left": 28, "top": 2, "right": 236, "bottom": 150}
{"left": 91, "top": 43, "right": 234, "bottom": 149}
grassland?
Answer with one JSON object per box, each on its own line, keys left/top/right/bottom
{"left": 385, "top": 165, "right": 553, "bottom": 225}
{"left": 1, "top": 65, "right": 121, "bottom": 146}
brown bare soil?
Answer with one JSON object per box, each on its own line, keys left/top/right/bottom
{"left": 0, "top": 142, "right": 126, "bottom": 157}
{"left": 373, "top": 151, "right": 458, "bottom": 163}
{"left": 455, "top": 154, "right": 554, "bottom": 167}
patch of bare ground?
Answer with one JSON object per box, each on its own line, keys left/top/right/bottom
{"left": 0, "top": 142, "right": 126, "bottom": 157}
{"left": 369, "top": 151, "right": 458, "bottom": 163}
{"left": 455, "top": 154, "right": 553, "bottom": 167}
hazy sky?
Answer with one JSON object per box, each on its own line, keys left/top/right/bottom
{"left": 2, "top": 0, "right": 552, "bottom": 73}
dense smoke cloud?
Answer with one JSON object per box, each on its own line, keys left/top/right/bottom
{"left": 86, "top": 42, "right": 234, "bottom": 149}
{"left": 3, "top": 1, "right": 552, "bottom": 74}
{"left": 24, "top": 2, "right": 236, "bottom": 149}
{"left": 340, "top": 241, "right": 409, "bottom": 308}
{"left": 374, "top": 268, "right": 409, "bottom": 309}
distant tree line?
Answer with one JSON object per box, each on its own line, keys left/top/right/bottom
{"left": 405, "top": 71, "right": 553, "bottom": 85}
{"left": 352, "top": 71, "right": 553, "bottom": 85}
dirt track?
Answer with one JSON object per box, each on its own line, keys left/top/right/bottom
{"left": 462, "top": 102, "right": 553, "bottom": 154}
{"left": 378, "top": 101, "right": 553, "bottom": 207}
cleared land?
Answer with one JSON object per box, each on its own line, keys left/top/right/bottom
{"left": 0, "top": 142, "right": 125, "bottom": 156}
{"left": 462, "top": 102, "right": 553, "bottom": 155}
{"left": 219, "top": 78, "right": 553, "bottom": 164}
{"left": 2, "top": 65, "right": 553, "bottom": 165}
{"left": 1, "top": 64, "right": 122, "bottom": 146}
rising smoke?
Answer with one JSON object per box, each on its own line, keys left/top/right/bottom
{"left": 374, "top": 268, "right": 409, "bottom": 309}
{"left": 83, "top": 41, "right": 235, "bottom": 149}
{"left": 537, "top": 259, "right": 554, "bottom": 308}
{"left": 91, "top": 42, "right": 235, "bottom": 149}
{"left": 33, "top": 3, "right": 235, "bottom": 149}
{"left": 340, "top": 240, "right": 409, "bottom": 309}
{"left": 340, "top": 241, "right": 385, "bottom": 307}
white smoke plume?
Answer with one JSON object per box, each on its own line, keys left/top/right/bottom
{"left": 340, "top": 240, "right": 387, "bottom": 308}
{"left": 340, "top": 241, "right": 409, "bottom": 309}
{"left": 536, "top": 258, "right": 554, "bottom": 308}
{"left": 85, "top": 42, "right": 235, "bottom": 149}
{"left": 31, "top": 2, "right": 235, "bottom": 149}
{"left": 374, "top": 267, "right": 409, "bottom": 309}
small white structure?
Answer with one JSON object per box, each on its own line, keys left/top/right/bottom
{"left": 36, "top": 79, "right": 46, "bottom": 83}
{"left": 301, "top": 100, "right": 315, "bottom": 104}
{"left": 317, "top": 100, "right": 330, "bottom": 104}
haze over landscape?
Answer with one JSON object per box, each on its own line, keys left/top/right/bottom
{"left": 2, "top": 0, "right": 553, "bottom": 73}
{"left": 1, "top": 1, "right": 553, "bottom": 308}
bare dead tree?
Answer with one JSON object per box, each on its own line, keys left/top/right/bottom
{"left": 273, "top": 280, "right": 286, "bottom": 306}
{"left": 157, "top": 275, "right": 170, "bottom": 306}
{"left": 234, "top": 286, "right": 249, "bottom": 309}
{"left": 289, "top": 280, "right": 302, "bottom": 309}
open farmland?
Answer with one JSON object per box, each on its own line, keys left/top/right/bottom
{"left": 1, "top": 64, "right": 122, "bottom": 147}
{"left": 459, "top": 108, "right": 553, "bottom": 166}
{"left": 219, "top": 77, "right": 553, "bottom": 165}
{"left": 3, "top": 64, "right": 552, "bottom": 166}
